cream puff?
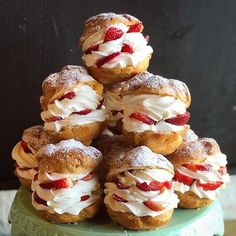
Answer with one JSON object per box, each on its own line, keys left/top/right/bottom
{"left": 182, "top": 128, "right": 198, "bottom": 143}
{"left": 11, "top": 125, "right": 54, "bottom": 189}
{"left": 80, "top": 13, "right": 153, "bottom": 85}
{"left": 104, "top": 82, "right": 125, "bottom": 134}
{"left": 104, "top": 146, "right": 179, "bottom": 230}
{"left": 168, "top": 138, "right": 230, "bottom": 208}
{"left": 32, "top": 139, "right": 103, "bottom": 223}
{"left": 40, "top": 65, "right": 106, "bottom": 145}
{"left": 121, "top": 72, "right": 191, "bottom": 155}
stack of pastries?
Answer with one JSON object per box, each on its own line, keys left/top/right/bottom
{"left": 11, "top": 12, "right": 229, "bottom": 231}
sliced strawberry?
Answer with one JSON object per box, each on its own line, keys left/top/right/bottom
{"left": 104, "top": 27, "right": 123, "bottom": 42}
{"left": 127, "top": 22, "right": 142, "bottom": 33}
{"left": 112, "top": 194, "right": 128, "bottom": 203}
{"left": 144, "top": 201, "right": 168, "bottom": 211}
{"left": 136, "top": 181, "right": 171, "bottom": 192}
{"left": 72, "top": 109, "right": 92, "bottom": 115}
{"left": 81, "top": 172, "right": 96, "bottom": 181}
{"left": 84, "top": 44, "right": 99, "bottom": 54}
{"left": 45, "top": 116, "right": 62, "bottom": 122}
{"left": 130, "top": 112, "right": 157, "bottom": 125}
{"left": 20, "top": 140, "right": 32, "bottom": 153}
{"left": 121, "top": 44, "right": 133, "bottom": 54}
{"left": 115, "top": 181, "right": 130, "bottom": 189}
{"left": 39, "top": 178, "right": 71, "bottom": 189}
{"left": 111, "top": 110, "right": 123, "bottom": 116}
{"left": 174, "top": 171, "right": 194, "bottom": 186}
{"left": 17, "top": 166, "right": 31, "bottom": 171}
{"left": 182, "top": 164, "right": 212, "bottom": 172}
{"left": 34, "top": 192, "right": 47, "bottom": 205}
{"left": 96, "top": 52, "right": 121, "bottom": 68}
{"left": 218, "top": 166, "right": 227, "bottom": 175}
{"left": 80, "top": 195, "right": 90, "bottom": 201}
{"left": 144, "top": 35, "right": 150, "bottom": 42}
{"left": 59, "top": 91, "right": 76, "bottom": 101}
{"left": 196, "top": 181, "right": 223, "bottom": 191}
{"left": 165, "top": 111, "right": 190, "bottom": 126}
{"left": 97, "top": 97, "right": 104, "bottom": 109}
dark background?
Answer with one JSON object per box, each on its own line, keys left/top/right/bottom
{"left": 0, "top": 0, "right": 235, "bottom": 189}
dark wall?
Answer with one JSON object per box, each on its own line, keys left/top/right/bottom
{"left": 0, "top": 0, "right": 236, "bottom": 189}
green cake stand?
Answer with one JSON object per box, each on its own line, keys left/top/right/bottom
{"left": 10, "top": 186, "right": 224, "bottom": 236}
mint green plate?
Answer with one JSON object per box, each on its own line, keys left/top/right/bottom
{"left": 10, "top": 186, "right": 224, "bottom": 236}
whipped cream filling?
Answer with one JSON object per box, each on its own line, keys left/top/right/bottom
{"left": 32, "top": 171, "right": 102, "bottom": 215}
{"left": 104, "top": 169, "right": 179, "bottom": 217}
{"left": 82, "top": 23, "right": 153, "bottom": 68}
{"left": 123, "top": 94, "right": 187, "bottom": 133}
{"left": 105, "top": 90, "right": 124, "bottom": 127}
{"left": 173, "top": 153, "right": 230, "bottom": 200}
{"left": 41, "top": 85, "right": 106, "bottom": 132}
{"left": 12, "top": 142, "right": 38, "bottom": 180}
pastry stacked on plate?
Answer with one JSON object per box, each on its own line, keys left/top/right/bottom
{"left": 11, "top": 12, "right": 229, "bottom": 230}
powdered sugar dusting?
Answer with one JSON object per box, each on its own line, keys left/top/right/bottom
{"left": 183, "top": 129, "right": 198, "bottom": 143}
{"left": 85, "top": 12, "right": 139, "bottom": 24}
{"left": 37, "top": 139, "right": 102, "bottom": 161}
{"left": 124, "top": 146, "right": 174, "bottom": 171}
{"left": 42, "top": 65, "right": 95, "bottom": 89}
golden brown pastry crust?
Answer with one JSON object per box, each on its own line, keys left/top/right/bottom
{"left": 123, "top": 126, "right": 189, "bottom": 156}
{"left": 41, "top": 199, "right": 102, "bottom": 223}
{"left": 16, "top": 173, "right": 32, "bottom": 190}
{"left": 168, "top": 137, "right": 221, "bottom": 166}
{"left": 37, "top": 139, "right": 103, "bottom": 174}
{"left": 106, "top": 205, "right": 173, "bottom": 230}
{"left": 40, "top": 65, "right": 103, "bottom": 110}
{"left": 175, "top": 191, "right": 212, "bottom": 209}
{"left": 80, "top": 13, "right": 143, "bottom": 47}
{"left": 87, "top": 54, "right": 151, "bottom": 85}
{"left": 121, "top": 72, "right": 191, "bottom": 107}
{"left": 107, "top": 146, "right": 174, "bottom": 181}
{"left": 44, "top": 121, "right": 106, "bottom": 146}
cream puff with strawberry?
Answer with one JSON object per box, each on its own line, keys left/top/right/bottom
{"left": 104, "top": 146, "right": 179, "bottom": 230}
{"left": 40, "top": 65, "right": 106, "bottom": 145}
{"left": 168, "top": 138, "right": 230, "bottom": 208}
{"left": 12, "top": 125, "right": 55, "bottom": 189}
{"left": 104, "top": 81, "right": 125, "bottom": 134}
{"left": 121, "top": 72, "right": 191, "bottom": 155}
{"left": 32, "top": 139, "right": 103, "bottom": 223}
{"left": 80, "top": 13, "right": 153, "bottom": 85}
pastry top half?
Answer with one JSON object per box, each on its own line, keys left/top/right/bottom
{"left": 40, "top": 65, "right": 106, "bottom": 132}
{"left": 80, "top": 12, "right": 153, "bottom": 69}
{"left": 37, "top": 139, "right": 103, "bottom": 174}
{"left": 107, "top": 146, "right": 174, "bottom": 180}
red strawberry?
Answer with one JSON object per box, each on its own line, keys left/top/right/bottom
{"left": 104, "top": 27, "right": 123, "bottom": 42}
{"left": 115, "top": 181, "right": 130, "bottom": 189}
{"left": 130, "top": 112, "right": 157, "bottom": 125}
{"left": 17, "top": 166, "right": 31, "bottom": 171}
{"left": 127, "top": 22, "right": 142, "bottom": 33}
{"left": 112, "top": 194, "right": 128, "bottom": 203}
{"left": 182, "top": 164, "right": 212, "bottom": 172}
{"left": 144, "top": 201, "right": 168, "bottom": 211}
{"left": 72, "top": 109, "right": 92, "bottom": 115}
{"left": 121, "top": 44, "right": 133, "bottom": 54}
{"left": 84, "top": 44, "right": 99, "bottom": 54}
{"left": 144, "top": 35, "right": 150, "bottom": 42}
{"left": 165, "top": 111, "right": 190, "bottom": 126}
{"left": 136, "top": 181, "right": 171, "bottom": 191}
{"left": 80, "top": 195, "right": 90, "bottom": 201}
{"left": 97, "top": 97, "right": 104, "bottom": 109}
{"left": 81, "top": 172, "right": 96, "bottom": 181}
{"left": 218, "top": 166, "right": 227, "bottom": 175}
{"left": 20, "top": 140, "right": 32, "bottom": 153}
{"left": 59, "top": 91, "right": 76, "bottom": 101}
{"left": 96, "top": 52, "right": 121, "bottom": 68}
{"left": 34, "top": 192, "right": 47, "bottom": 205}
{"left": 196, "top": 181, "right": 223, "bottom": 191}
{"left": 174, "top": 171, "right": 194, "bottom": 186}
{"left": 45, "top": 116, "right": 62, "bottom": 122}
{"left": 39, "top": 178, "right": 71, "bottom": 189}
